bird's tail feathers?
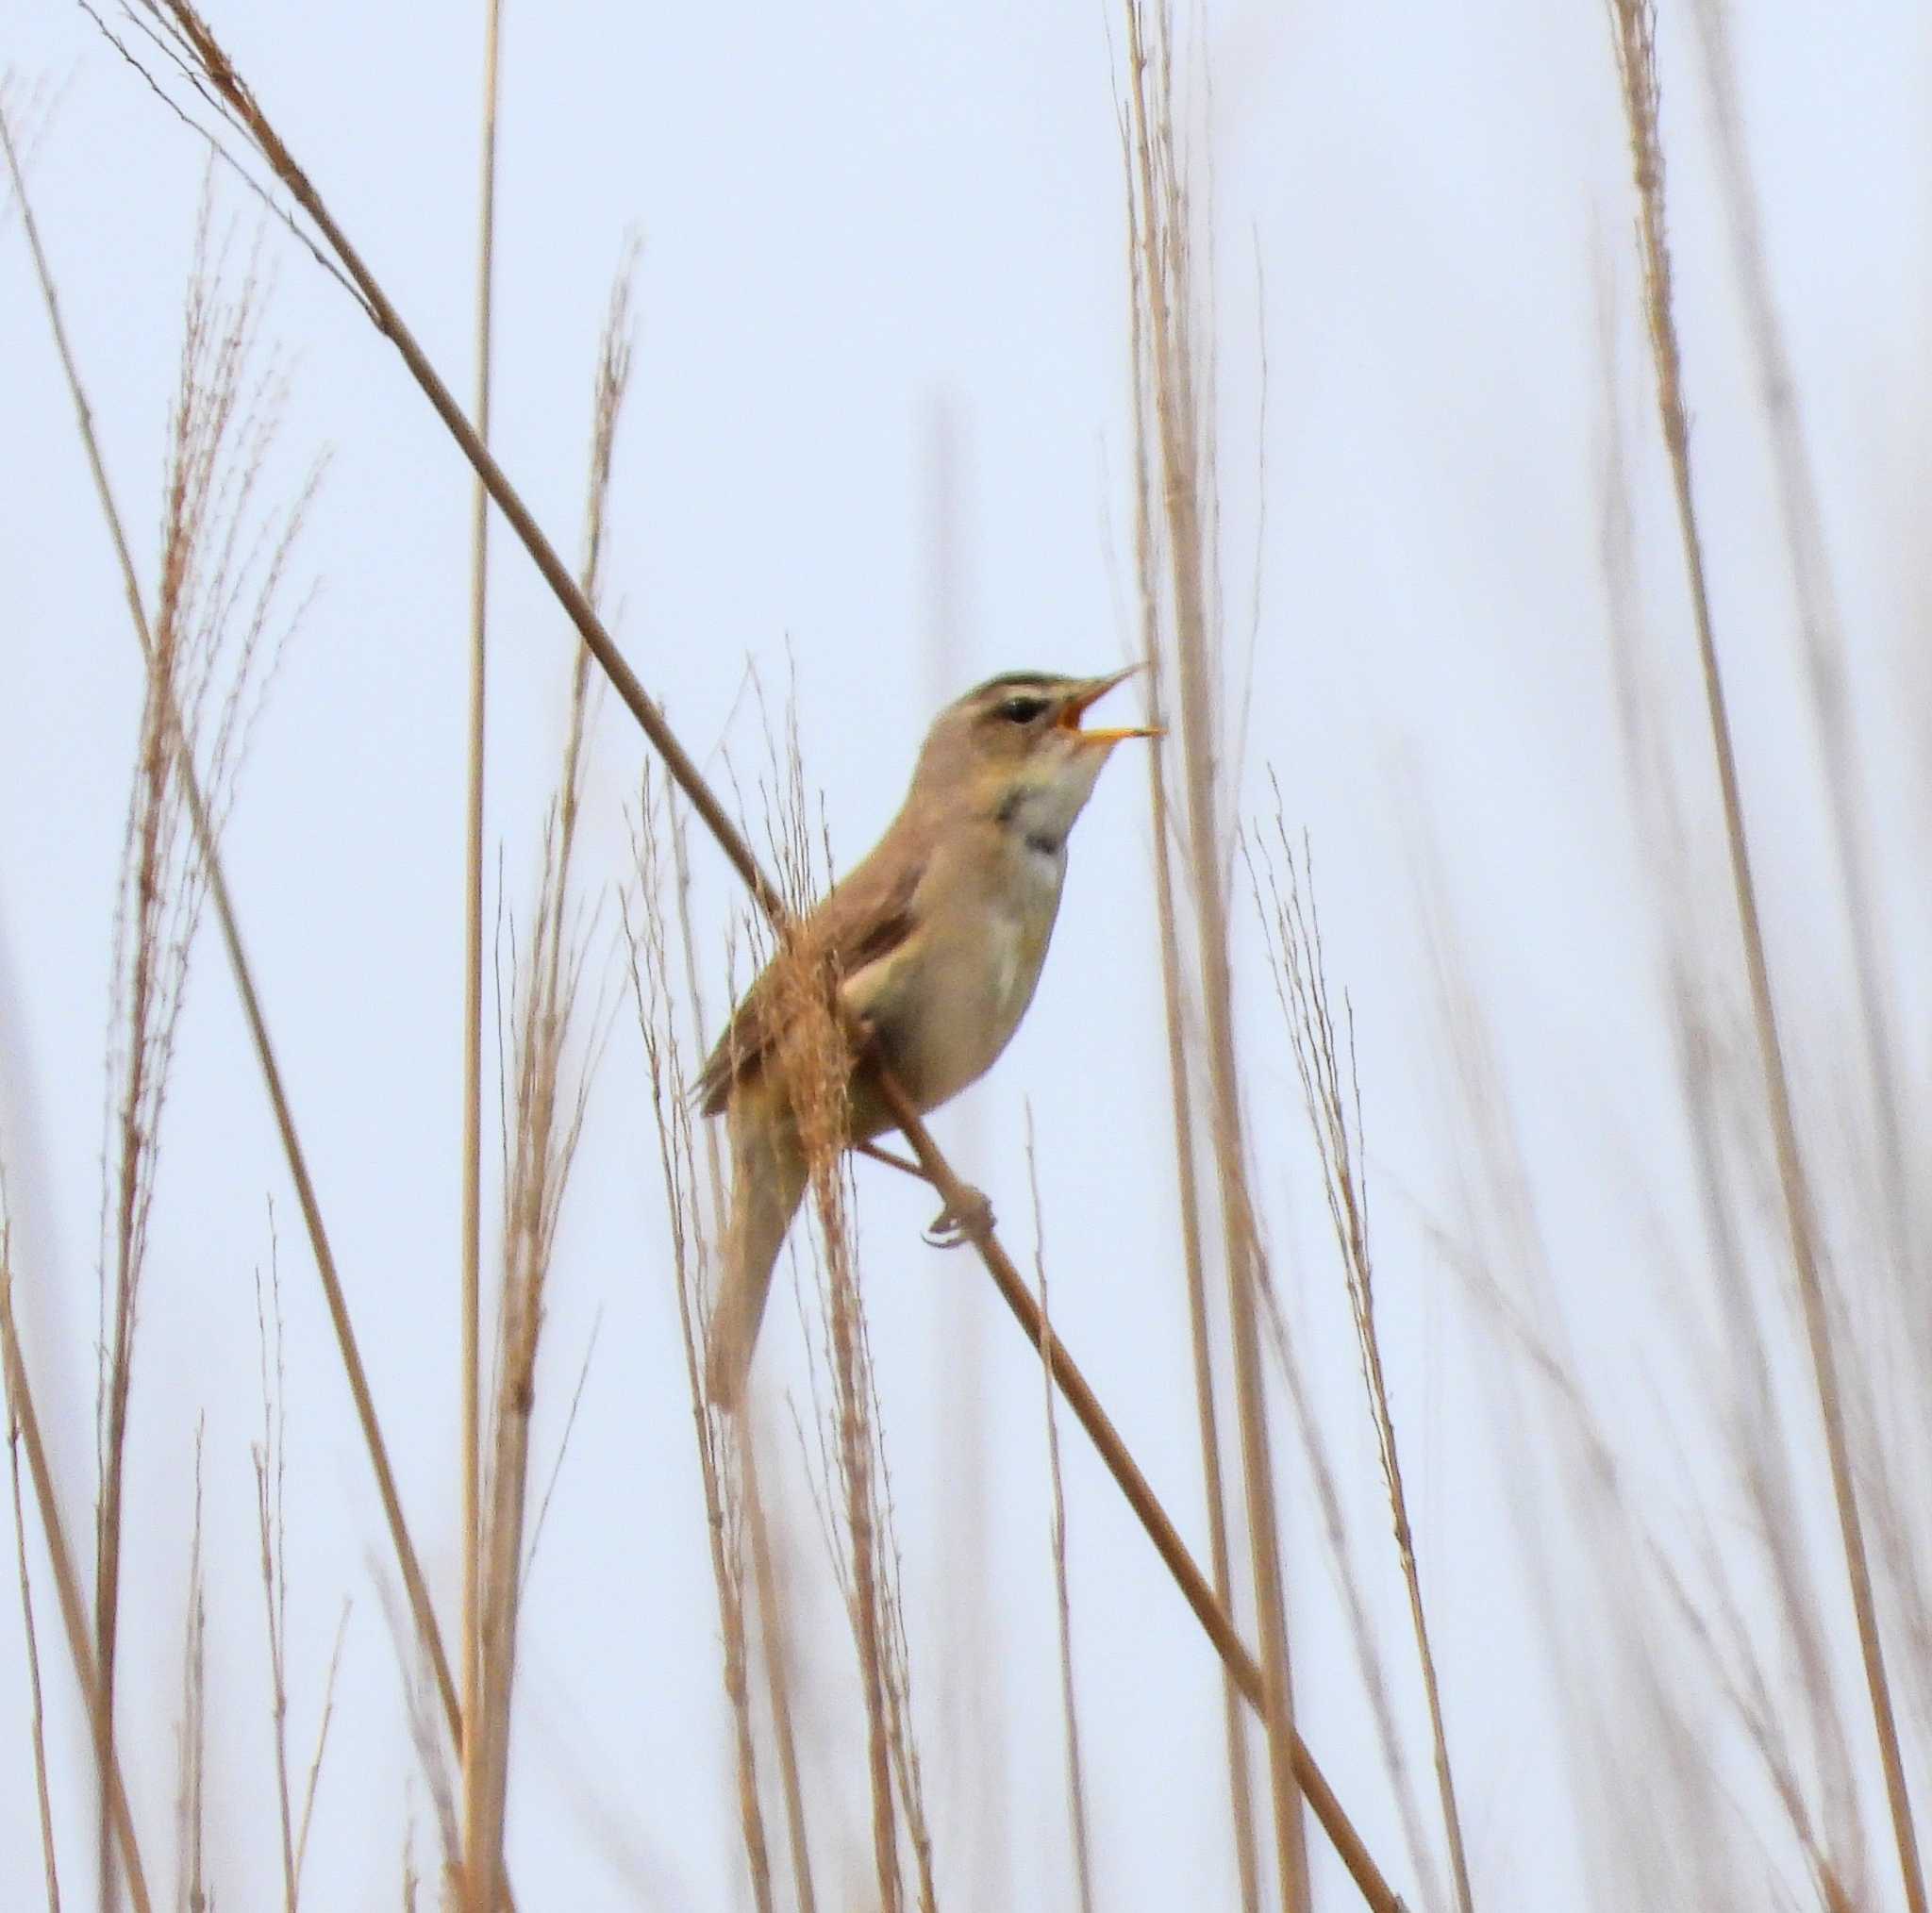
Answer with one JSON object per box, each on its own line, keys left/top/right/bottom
{"left": 705, "top": 1127, "right": 809, "bottom": 1412}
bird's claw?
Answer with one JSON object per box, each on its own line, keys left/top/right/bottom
{"left": 924, "top": 1186, "right": 994, "bottom": 1249}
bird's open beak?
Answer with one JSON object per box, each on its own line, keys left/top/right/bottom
{"left": 1058, "top": 664, "right": 1163, "bottom": 745}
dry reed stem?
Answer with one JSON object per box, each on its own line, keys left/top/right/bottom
{"left": 0, "top": 84, "right": 474, "bottom": 1806}
{"left": 763, "top": 769, "right": 907, "bottom": 1913}
{"left": 742, "top": 1432, "right": 821, "bottom": 1913}
{"left": 1591, "top": 253, "right": 1863, "bottom": 1876}
{"left": 176, "top": 1422, "right": 209, "bottom": 1913}
{"left": 627, "top": 837, "right": 774, "bottom": 1911}
{"left": 1606, "top": 7, "right": 1925, "bottom": 1907}
{"left": 254, "top": 1258, "right": 298, "bottom": 1908}
{"left": 737, "top": 719, "right": 936, "bottom": 1912}
{"left": 7, "top": 1239, "right": 63, "bottom": 1913}
{"left": 1120, "top": 3, "right": 1309, "bottom": 1905}
{"left": 666, "top": 740, "right": 823, "bottom": 1912}
{"left": 297, "top": 1603, "right": 352, "bottom": 1893}
{"left": 1026, "top": 1120, "right": 1098, "bottom": 1913}
{"left": 1120, "top": 89, "right": 1261, "bottom": 1913}
{"left": 0, "top": 1265, "right": 152, "bottom": 1912}
{"left": 467, "top": 277, "right": 629, "bottom": 1905}
{"left": 1255, "top": 1268, "right": 1443, "bottom": 1912}
{"left": 92, "top": 176, "right": 308, "bottom": 1908}
{"left": 125, "top": 19, "right": 1401, "bottom": 1903}
{"left": 1254, "top": 824, "right": 1474, "bottom": 1913}
{"left": 252, "top": 1230, "right": 340, "bottom": 1913}
{"left": 1687, "top": 0, "right": 1913, "bottom": 1298}
{"left": 459, "top": 8, "right": 506, "bottom": 1890}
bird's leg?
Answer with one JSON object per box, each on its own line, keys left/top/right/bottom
{"left": 854, "top": 1139, "right": 924, "bottom": 1180}
{"left": 850, "top": 1139, "right": 995, "bottom": 1249}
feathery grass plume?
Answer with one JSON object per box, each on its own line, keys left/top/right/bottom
{"left": 746, "top": 694, "right": 937, "bottom": 1913}
{"left": 646, "top": 725, "right": 823, "bottom": 1913}
{"left": 10, "top": 54, "right": 476, "bottom": 1803}
{"left": 91, "top": 169, "right": 317, "bottom": 1911}
{"left": 627, "top": 772, "right": 774, "bottom": 1910}
{"left": 466, "top": 264, "right": 635, "bottom": 1907}
{"left": 1250, "top": 819, "right": 1471, "bottom": 1913}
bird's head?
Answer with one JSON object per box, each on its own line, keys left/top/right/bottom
{"left": 910, "top": 667, "right": 1162, "bottom": 851}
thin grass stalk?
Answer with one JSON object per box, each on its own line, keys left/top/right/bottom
{"left": 1120, "top": 5, "right": 1308, "bottom": 1905}
{"left": 1591, "top": 256, "right": 1862, "bottom": 1866}
{"left": 294, "top": 1602, "right": 352, "bottom": 1895}
{"left": 742, "top": 1433, "right": 820, "bottom": 1913}
{"left": 1124, "top": 130, "right": 1262, "bottom": 1913}
{"left": 176, "top": 1422, "right": 209, "bottom": 1913}
{"left": 763, "top": 721, "right": 938, "bottom": 1913}
{"left": 0, "top": 1268, "right": 152, "bottom": 1913}
{"left": 917, "top": 407, "right": 1010, "bottom": 1909}
{"left": 789, "top": 964, "right": 904, "bottom": 1912}
{"left": 125, "top": 25, "right": 1401, "bottom": 1903}
{"left": 1605, "top": 8, "right": 1925, "bottom": 1908}
{"left": 95, "top": 183, "right": 245, "bottom": 1908}
{"left": 1259, "top": 828, "right": 1474, "bottom": 1913}
{"left": 666, "top": 747, "right": 821, "bottom": 1909}
{"left": 754, "top": 740, "right": 930, "bottom": 1913}
{"left": 0, "top": 91, "right": 470, "bottom": 1766}
{"left": 468, "top": 262, "right": 630, "bottom": 1905}
{"left": 8, "top": 1316, "right": 63, "bottom": 1913}
{"left": 828, "top": 1210, "right": 903, "bottom": 1913}
{"left": 1687, "top": 0, "right": 1913, "bottom": 1295}
{"left": 459, "top": 3, "right": 506, "bottom": 1889}
{"left": 877, "top": 1484, "right": 938, "bottom": 1913}
{"left": 253, "top": 1250, "right": 299, "bottom": 1909}
{"left": 1026, "top": 1123, "right": 1097, "bottom": 1913}
{"left": 472, "top": 582, "right": 604, "bottom": 1907}
{"left": 1257, "top": 1266, "right": 1443, "bottom": 1911}
{"left": 94, "top": 561, "right": 169, "bottom": 1911}
{"left": 627, "top": 842, "right": 775, "bottom": 1910}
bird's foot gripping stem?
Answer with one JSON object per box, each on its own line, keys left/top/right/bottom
{"left": 923, "top": 1186, "right": 994, "bottom": 1249}
{"left": 851, "top": 1139, "right": 995, "bottom": 1247}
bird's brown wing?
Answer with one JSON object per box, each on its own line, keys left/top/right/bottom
{"left": 694, "top": 835, "right": 929, "bottom": 1116}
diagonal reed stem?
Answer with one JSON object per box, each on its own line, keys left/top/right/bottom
{"left": 138, "top": 12, "right": 1404, "bottom": 1905}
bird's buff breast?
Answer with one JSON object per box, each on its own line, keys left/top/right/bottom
{"left": 847, "top": 866, "right": 1060, "bottom": 1135}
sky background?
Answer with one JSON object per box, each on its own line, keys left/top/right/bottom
{"left": 4, "top": 2, "right": 1931, "bottom": 1908}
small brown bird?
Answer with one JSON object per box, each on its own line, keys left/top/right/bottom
{"left": 696, "top": 667, "right": 1159, "bottom": 1407}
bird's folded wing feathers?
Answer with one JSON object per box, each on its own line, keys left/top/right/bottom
{"left": 693, "top": 842, "right": 929, "bottom": 1116}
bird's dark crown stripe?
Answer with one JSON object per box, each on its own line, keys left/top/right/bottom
{"left": 971, "top": 671, "right": 1065, "bottom": 697}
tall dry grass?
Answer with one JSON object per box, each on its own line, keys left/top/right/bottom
{"left": 4, "top": 3, "right": 1929, "bottom": 1910}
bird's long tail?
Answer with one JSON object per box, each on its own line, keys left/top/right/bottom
{"left": 706, "top": 1112, "right": 809, "bottom": 1411}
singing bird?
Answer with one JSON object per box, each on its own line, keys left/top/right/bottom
{"left": 696, "top": 667, "right": 1160, "bottom": 1407}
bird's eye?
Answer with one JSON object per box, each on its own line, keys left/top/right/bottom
{"left": 997, "top": 695, "right": 1048, "bottom": 724}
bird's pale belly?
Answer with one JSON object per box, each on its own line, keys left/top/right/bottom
{"left": 847, "top": 888, "right": 1059, "bottom": 1138}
